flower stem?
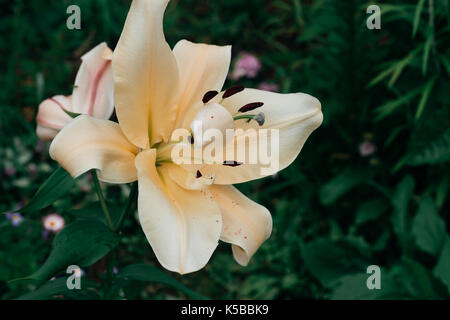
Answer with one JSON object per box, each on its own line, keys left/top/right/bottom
{"left": 233, "top": 114, "right": 255, "bottom": 123}
{"left": 105, "top": 251, "right": 116, "bottom": 299}
{"left": 91, "top": 170, "right": 115, "bottom": 232}
{"left": 116, "top": 182, "right": 138, "bottom": 231}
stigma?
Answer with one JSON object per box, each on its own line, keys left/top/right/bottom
{"left": 190, "top": 102, "right": 235, "bottom": 148}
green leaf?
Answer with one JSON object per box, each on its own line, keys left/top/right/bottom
{"left": 331, "top": 272, "right": 402, "bottom": 300}
{"left": 319, "top": 168, "right": 373, "bottom": 206}
{"left": 392, "top": 257, "right": 449, "bottom": 299}
{"left": 434, "top": 238, "right": 450, "bottom": 288}
{"left": 440, "top": 55, "right": 450, "bottom": 78}
{"left": 367, "top": 64, "right": 396, "bottom": 88}
{"left": 388, "top": 52, "right": 416, "bottom": 88}
{"left": 60, "top": 108, "right": 81, "bottom": 119}
{"left": 355, "top": 198, "right": 390, "bottom": 225}
{"left": 13, "top": 166, "right": 75, "bottom": 213}
{"left": 116, "top": 264, "right": 208, "bottom": 300}
{"left": 422, "top": 31, "right": 433, "bottom": 75}
{"left": 436, "top": 177, "right": 449, "bottom": 209}
{"left": 412, "top": 197, "right": 446, "bottom": 255}
{"left": 301, "top": 238, "right": 370, "bottom": 287}
{"left": 407, "top": 128, "right": 450, "bottom": 165}
{"left": 415, "top": 77, "right": 436, "bottom": 120}
{"left": 374, "top": 88, "right": 422, "bottom": 121}
{"left": 16, "top": 277, "right": 100, "bottom": 300}
{"left": 412, "top": 0, "right": 426, "bottom": 38}
{"left": 67, "top": 202, "right": 122, "bottom": 229}
{"left": 391, "top": 176, "right": 415, "bottom": 252}
{"left": 24, "top": 220, "right": 120, "bottom": 282}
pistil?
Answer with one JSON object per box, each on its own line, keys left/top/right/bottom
{"left": 233, "top": 112, "right": 265, "bottom": 126}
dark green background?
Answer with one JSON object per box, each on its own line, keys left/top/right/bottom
{"left": 1, "top": 0, "right": 450, "bottom": 299}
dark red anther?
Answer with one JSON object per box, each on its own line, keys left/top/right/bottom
{"left": 202, "top": 90, "right": 219, "bottom": 104}
{"left": 222, "top": 85, "right": 244, "bottom": 99}
{"left": 223, "top": 161, "right": 243, "bottom": 167}
{"left": 196, "top": 170, "right": 202, "bottom": 178}
{"left": 238, "top": 102, "right": 264, "bottom": 113}
{"left": 188, "top": 135, "right": 194, "bottom": 144}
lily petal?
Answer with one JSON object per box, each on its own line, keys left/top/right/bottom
{"left": 113, "top": 0, "right": 180, "bottom": 148}
{"left": 72, "top": 42, "right": 114, "bottom": 119}
{"left": 36, "top": 125, "right": 61, "bottom": 141}
{"left": 166, "top": 164, "right": 215, "bottom": 190}
{"left": 49, "top": 115, "right": 139, "bottom": 183}
{"left": 209, "top": 185, "right": 272, "bottom": 266}
{"left": 36, "top": 95, "right": 73, "bottom": 141}
{"left": 173, "top": 40, "right": 231, "bottom": 129}
{"left": 135, "top": 150, "right": 222, "bottom": 274}
{"left": 200, "top": 89, "right": 323, "bottom": 184}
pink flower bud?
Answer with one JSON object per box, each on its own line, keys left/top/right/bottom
{"left": 36, "top": 43, "right": 114, "bottom": 141}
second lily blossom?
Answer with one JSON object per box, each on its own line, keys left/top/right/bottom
{"left": 36, "top": 43, "right": 115, "bottom": 141}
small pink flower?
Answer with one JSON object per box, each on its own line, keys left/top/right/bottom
{"left": 36, "top": 43, "right": 115, "bottom": 141}
{"left": 4, "top": 167, "right": 16, "bottom": 177}
{"left": 74, "top": 267, "right": 85, "bottom": 278}
{"left": 28, "top": 163, "right": 38, "bottom": 178}
{"left": 42, "top": 214, "right": 65, "bottom": 233}
{"left": 258, "top": 82, "right": 279, "bottom": 92}
{"left": 35, "top": 141, "right": 46, "bottom": 154}
{"left": 359, "top": 141, "right": 376, "bottom": 157}
{"left": 231, "top": 53, "right": 261, "bottom": 80}
{"left": 6, "top": 212, "right": 24, "bottom": 227}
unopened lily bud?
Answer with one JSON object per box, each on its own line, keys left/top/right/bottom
{"left": 190, "top": 102, "right": 234, "bottom": 148}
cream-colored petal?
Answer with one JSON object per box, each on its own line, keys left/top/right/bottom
{"left": 72, "top": 42, "right": 114, "bottom": 119}
{"left": 165, "top": 163, "right": 215, "bottom": 190}
{"left": 172, "top": 40, "right": 231, "bottom": 130}
{"left": 209, "top": 185, "right": 272, "bottom": 266}
{"left": 135, "top": 150, "right": 222, "bottom": 274}
{"left": 36, "top": 95, "right": 73, "bottom": 141}
{"left": 198, "top": 89, "right": 323, "bottom": 184}
{"left": 49, "top": 115, "right": 139, "bottom": 183}
{"left": 113, "top": 0, "right": 180, "bottom": 149}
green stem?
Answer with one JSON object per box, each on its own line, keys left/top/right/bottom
{"left": 116, "top": 182, "right": 138, "bottom": 231}
{"left": 233, "top": 114, "right": 255, "bottom": 123}
{"left": 91, "top": 170, "right": 115, "bottom": 232}
{"left": 105, "top": 251, "right": 116, "bottom": 299}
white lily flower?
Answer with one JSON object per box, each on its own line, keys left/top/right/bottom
{"left": 49, "top": 0, "right": 322, "bottom": 274}
{"left": 36, "top": 42, "right": 114, "bottom": 141}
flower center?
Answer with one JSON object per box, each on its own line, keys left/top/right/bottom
{"left": 188, "top": 86, "right": 266, "bottom": 148}
{"left": 155, "top": 86, "right": 266, "bottom": 169}
{"left": 190, "top": 102, "right": 235, "bottom": 148}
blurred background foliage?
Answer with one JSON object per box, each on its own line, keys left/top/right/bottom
{"left": 1, "top": 0, "right": 450, "bottom": 299}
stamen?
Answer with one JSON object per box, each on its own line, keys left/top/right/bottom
{"left": 223, "top": 161, "right": 243, "bottom": 167}
{"left": 202, "top": 90, "right": 219, "bottom": 104}
{"left": 238, "top": 102, "right": 264, "bottom": 113}
{"left": 188, "top": 135, "right": 194, "bottom": 145}
{"left": 196, "top": 170, "right": 203, "bottom": 178}
{"left": 232, "top": 112, "right": 265, "bottom": 126}
{"left": 253, "top": 112, "right": 265, "bottom": 126}
{"left": 223, "top": 85, "right": 244, "bottom": 99}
